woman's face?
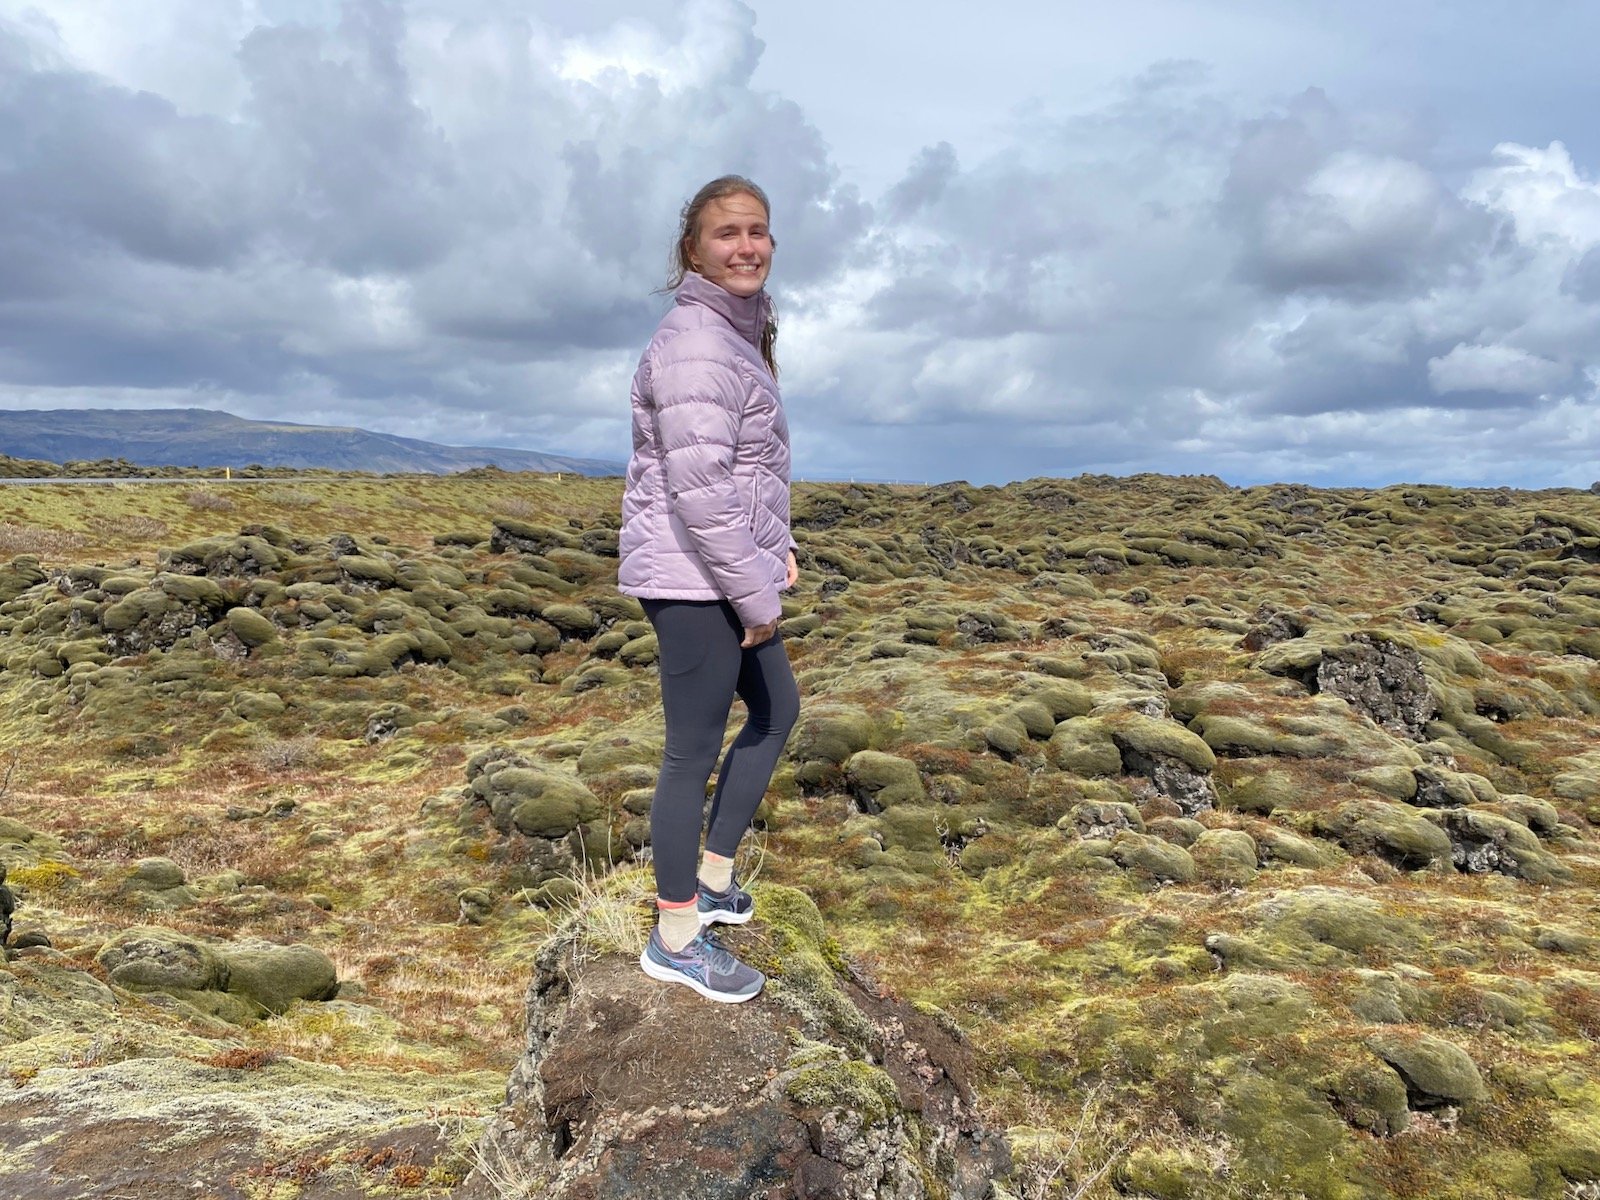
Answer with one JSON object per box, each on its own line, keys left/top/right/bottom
{"left": 687, "top": 192, "right": 772, "bottom": 298}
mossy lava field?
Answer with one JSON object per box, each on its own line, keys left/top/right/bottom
{"left": 0, "top": 469, "right": 1598, "bottom": 1199}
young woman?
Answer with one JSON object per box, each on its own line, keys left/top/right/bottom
{"left": 617, "top": 176, "right": 801, "bottom": 1002}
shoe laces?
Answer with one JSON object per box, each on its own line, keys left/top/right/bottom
{"left": 692, "top": 929, "right": 737, "bottom": 972}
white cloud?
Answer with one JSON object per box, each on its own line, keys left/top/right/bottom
{"left": 1224, "top": 91, "right": 1486, "bottom": 297}
{"left": 1, "top": 1, "right": 1599, "bottom": 488}
{"left": 556, "top": 0, "right": 760, "bottom": 90}
{"left": 1255, "top": 153, "right": 1457, "bottom": 289}
{"left": 0, "top": 0, "right": 864, "bottom": 465}
{"left": 1427, "top": 343, "right": 1571, "bottom": 396}
{"left": 1466, "top": 141, "right": 1600, "bottom": 249}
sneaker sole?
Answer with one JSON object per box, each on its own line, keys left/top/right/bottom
{"left": 639, "top": 949, "right": 763, "bottom": 1003}
{"left": 698, "top": 906, "right": 754, "bottom": 927}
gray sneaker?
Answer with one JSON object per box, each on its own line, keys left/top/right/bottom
{"left": 640, "top": 927, "right": 765, "bottom": 1003}
{"left": 697, "top": 874, "right": 754, "bottom": 926}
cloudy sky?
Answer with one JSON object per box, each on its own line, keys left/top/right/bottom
{"left": 3, "top": 0, "right": 1600, "bottom": 487}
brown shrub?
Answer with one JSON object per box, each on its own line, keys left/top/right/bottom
{"left": 103, "top": 514, "right": 171, "bottom": 541}
{"left": 253, "top": 736, "right": 318, "bottom": 772}
{"left": 184, "top": 488, "right": 234, "bottom": 512}
{"left": 263, "top": 486, "right": 321, "bottom": 508}
{"left": 0, "top": 522, "right": 88, "bottom": 557}
{"left": 1548, "top": 981, "right": 1600, "bottom": 1039}
{"left": 198, "top": 1048, "right": 281, "bottom": 1070}
{"left": 494, "top": 497, "right": 543, "bottom": 521}
{"left": 898, "top": 743, "right": 974, "bottom": 774}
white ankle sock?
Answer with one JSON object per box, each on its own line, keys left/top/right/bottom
{"left": 657, "top": 902, "right": 701, "bottom": 952}
{"left": 699, "top": 851, "right": 734, "bottom": 893}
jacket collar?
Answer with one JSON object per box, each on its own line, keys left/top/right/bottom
{"left": 676, "top": 272, "right": 770, "bottom": 348}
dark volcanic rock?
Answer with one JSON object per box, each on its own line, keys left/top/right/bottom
{"left": 1410, "top": 766, "right": 1479, "bottom": 809}
{"left": 489, "top": 519, "right": 576, "bottom": 557}
{"left": 955, "top": 611, "right": 1021, "bottom": 644}
{"left": 1316, "top": 633, "right": 1436, "bottom": 740}
{"left": 1120, "top": 747, "right": 1218, "bottom": 816}
{"left": 920, "top": 526, "right": 972, "bottom": 571}
{"left": 1240, "top": 605, "right": 1308, "bottom": 653}
{"left": 465, "top": 893, "right": 1009, "bottom": 1200}
{"left": 1428, "top": 809, "right": 1574, "bottom": 885}
{"left": 159, "top": 534, "right": 283, "bottom": 579}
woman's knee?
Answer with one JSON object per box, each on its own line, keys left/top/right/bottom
{"left": 661, "top": 722, "right": 725, "bottom": 768}
{"left": 764, "top": 678, "right": 801, "bottom": 738}
{"left": 660, "top": 744, "right": 720, "bottom": 775}
{"left": 780, "top": 685, "right": 801, "bottom": 732}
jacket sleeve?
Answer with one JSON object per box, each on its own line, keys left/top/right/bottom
{"left": 653, "top": 331, "right": 781, "bottom": 627}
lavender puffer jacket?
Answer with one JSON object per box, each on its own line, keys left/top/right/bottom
{"left": 617, "top": 273, "right": 793, "bottom": 628}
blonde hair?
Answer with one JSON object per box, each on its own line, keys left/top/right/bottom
{"left": 666, "top": 175, "right": 778, "bottom": 378}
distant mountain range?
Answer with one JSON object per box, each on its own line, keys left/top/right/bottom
{"left": 0, "top": 408, "right": 623, "bottom": 476}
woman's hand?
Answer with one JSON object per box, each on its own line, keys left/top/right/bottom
{"left": 741, "top": 619, "right": 779, "bottom": 648}
{"left": 785, "top": 550, "right": 798, "bottom": 589}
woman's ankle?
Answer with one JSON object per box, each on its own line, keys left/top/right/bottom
{"left": 656, "top": 898, "right": 700, "bottom": 951}
{"left": 698, "top": 851, "right": 734, "bottom": 893}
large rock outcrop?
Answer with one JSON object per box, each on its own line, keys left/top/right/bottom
{"left": 1316, "top": 633, "right": 1437, "bottom": 740}
{"left": 464, "top": 885, "right": 1010, "bottom": 1199}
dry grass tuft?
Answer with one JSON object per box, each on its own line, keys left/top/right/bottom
{"left": 102, "top": 514, "right": 171, "bottom": 541}
{"left": 491, "top": 497, "right": 543, "bottom": 521}
{"left": 262, "top": 485, "right": 322, "bottom": 508}
{"left": 553, "top": 856, "right": 654, "bottom": 962}
{"left": 1002, "top": 1085, "right": 1135, "bottom": 1200}
{"left": 253, "top": 736, "right": 320, "bottom": 772}
{"left": 0, "top": 522, "right": 88, "bottom": 557}
{"left": 197, "top": 1047, "right": 282, "bottom": 1070}
{"left": 183, "top": 488, "right": 234, "bottom": 512}
{"left": 462, "top": 1122, "right": 552, "bottom": 1200}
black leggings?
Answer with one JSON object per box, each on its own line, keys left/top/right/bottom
{"left": 642, "top": 598, "right": 800, "bottom": 903}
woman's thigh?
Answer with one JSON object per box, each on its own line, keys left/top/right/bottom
{"left": 643, "top": 599, "right": 743, "bottom": 745}
{"left": 737, "top": 631, "right": 800, "bottom": 733}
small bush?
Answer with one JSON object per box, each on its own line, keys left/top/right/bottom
{"left": 254, "top": 735, "right": 319, "bottom": 772}
{"left": 198, "top": 1048, "right": 281, "bottom": 1070}
{"left": 184, "top": 489, "right": 234, "bottom": 512}
{"left": 495, "top": 497, "right": 543, "bottom": 521}
{"left": 104, "top": 514, "right": 171, "bottom": 541}
{"left": 263, "top": 487, "right": 321, "bottom": 508}
{"left": 0, "top": 523, "right": 87, "bottom": 558}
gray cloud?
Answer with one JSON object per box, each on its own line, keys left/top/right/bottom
{"left": 1222, "top": 90, "right": 1491, "bottom": 299}
{"left": 779, "top": 63, "right": 1600, "bottom": 485}
{"left": 0, "top": 0, "right": 866, "bottom": 451}
{"left": 0, "top": 2, "right": 1598, "bottom": 489}
{"left": 235, "top": 7, "right": 458, "bottom": 274}
{"left": 883, "top": 142, "right": 958, "bottom": 221}
{"left": 1562, "top": 246, "right": 1600, "bottom": 303}
{"left": 1428, "top": 343, "right": 1574, "bottom": 396}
